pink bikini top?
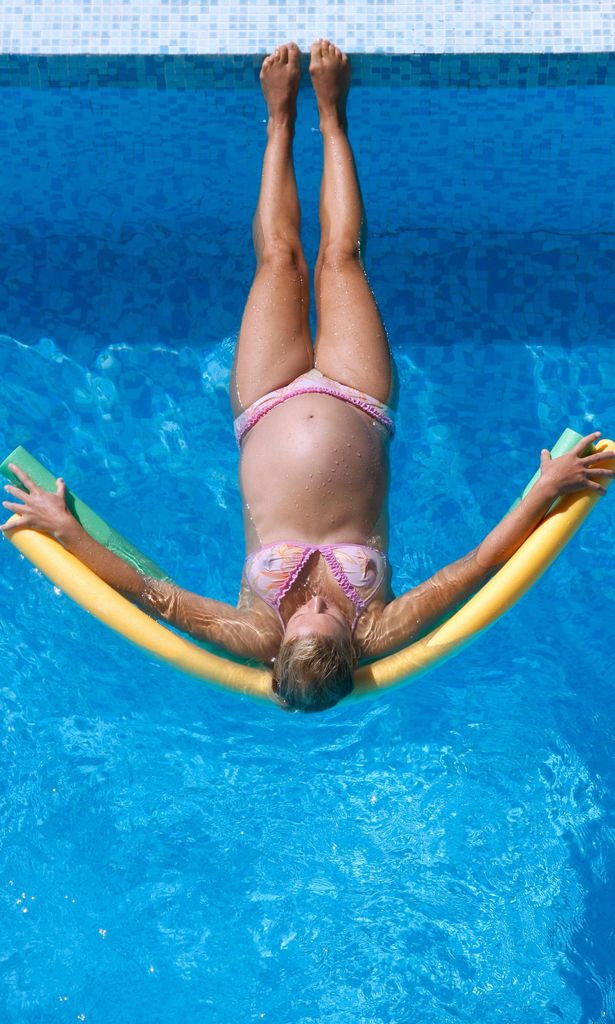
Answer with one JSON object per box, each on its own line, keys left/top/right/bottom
{"left": 245, "top": 541, "right": 387, "bottom": 630}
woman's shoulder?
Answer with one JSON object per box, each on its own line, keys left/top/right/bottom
{"left": 236, "top": 573, "right": 283, "bottom": 656}
{"left": 353, "top": 599, "right": 389, "bottom": 658}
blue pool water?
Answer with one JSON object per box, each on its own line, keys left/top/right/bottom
{"left": 1, "top": 57, "right": 615, "bottom": 1023}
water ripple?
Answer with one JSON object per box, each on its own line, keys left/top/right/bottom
{"left": 0, "top": 334, "right": 614, "bottom": 1022}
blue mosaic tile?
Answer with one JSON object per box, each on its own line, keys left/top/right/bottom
{"left": 0, "top": 0, "right": 614, "bottom": 56}
{"left": 2, "top": 54, "right": 615, "bottom": 90}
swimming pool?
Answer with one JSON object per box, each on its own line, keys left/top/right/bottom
{"left": 1, "top": 55, "right": 614, "bottom": 1023}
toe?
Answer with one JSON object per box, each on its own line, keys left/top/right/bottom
{"left": 278, "top": 44, "right": 288, "bottom": 62}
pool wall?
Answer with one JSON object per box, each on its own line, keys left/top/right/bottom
{"left": 1, "top": 54, "right": 615, "bottom": 358}
{"left": 0, "top": 0, "right": 614, "bottom": 56}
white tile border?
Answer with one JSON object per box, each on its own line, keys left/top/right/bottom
{"left": 1, "top": 0, "right": 613, "bottom": 55}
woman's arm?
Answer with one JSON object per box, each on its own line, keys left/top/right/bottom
{"left": 363, "top": 432, "right": 615, "bottom": 657}
{"left": 1, "top": 463, "right": 279, "bottom": 662}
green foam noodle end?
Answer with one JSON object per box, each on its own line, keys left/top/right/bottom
{"left": 507, "top": 427, "right": 590, "bottom": 513}
{"left": 0, "top": 446, "right": 173, "bottom": 583}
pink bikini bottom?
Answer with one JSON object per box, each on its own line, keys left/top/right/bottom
{"left": 234, "top": 369, "right": 395, "bottom": 446}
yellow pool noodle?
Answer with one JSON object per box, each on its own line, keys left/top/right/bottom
{"left": 4, "top": 439, "right": 613, "bottom": 703}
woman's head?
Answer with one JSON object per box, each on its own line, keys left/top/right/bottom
{"left": 272, "top": 597, "right": 356, "bottom": 712}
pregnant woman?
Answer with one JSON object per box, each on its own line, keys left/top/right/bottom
{"left": 3, "top": 41, "right": 613, "bottom": 711}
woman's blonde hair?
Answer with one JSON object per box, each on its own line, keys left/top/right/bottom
{"left": 272, "top": 632, "right": 356, "bottom": 712}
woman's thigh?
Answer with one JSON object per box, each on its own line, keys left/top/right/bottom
{"left": 313, "top": 245, "right": 392, "bottom": 403}
{"left": 230, "top": 242, "right": 313, "bottom": 416}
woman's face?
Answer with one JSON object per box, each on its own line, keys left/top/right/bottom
{"left": 283, "top": 595, "right": 350, "bottom": 643}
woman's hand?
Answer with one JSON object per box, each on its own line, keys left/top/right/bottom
{"left": 539, "top": 431, "right": 615, "bottom": 498}
{"left": 1, "top": 463, "right": 74, "bottom": 537}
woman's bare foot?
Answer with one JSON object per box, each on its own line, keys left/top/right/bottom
{"left": 260, "top": 43, "right": 301, "bottom": 130}
{"left": 309, "top": 39, "right": 351, "bottom": 131}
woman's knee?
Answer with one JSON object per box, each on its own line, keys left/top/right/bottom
{"left": 317, "top": 239, "right": 362, "bottom": 273}
{"left": 260, "top": 236, "right": 306, "bottom": 273}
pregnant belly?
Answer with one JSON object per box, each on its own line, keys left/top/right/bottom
{"left": 239, "top": 393, "right": 389, "bottom": 544}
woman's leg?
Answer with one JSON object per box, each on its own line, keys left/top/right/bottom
{"left": 310, "top": 40, "right": 392, "bottom": 404}
{"left": 231, "top": 43, "right": 313, "bottom": 416}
